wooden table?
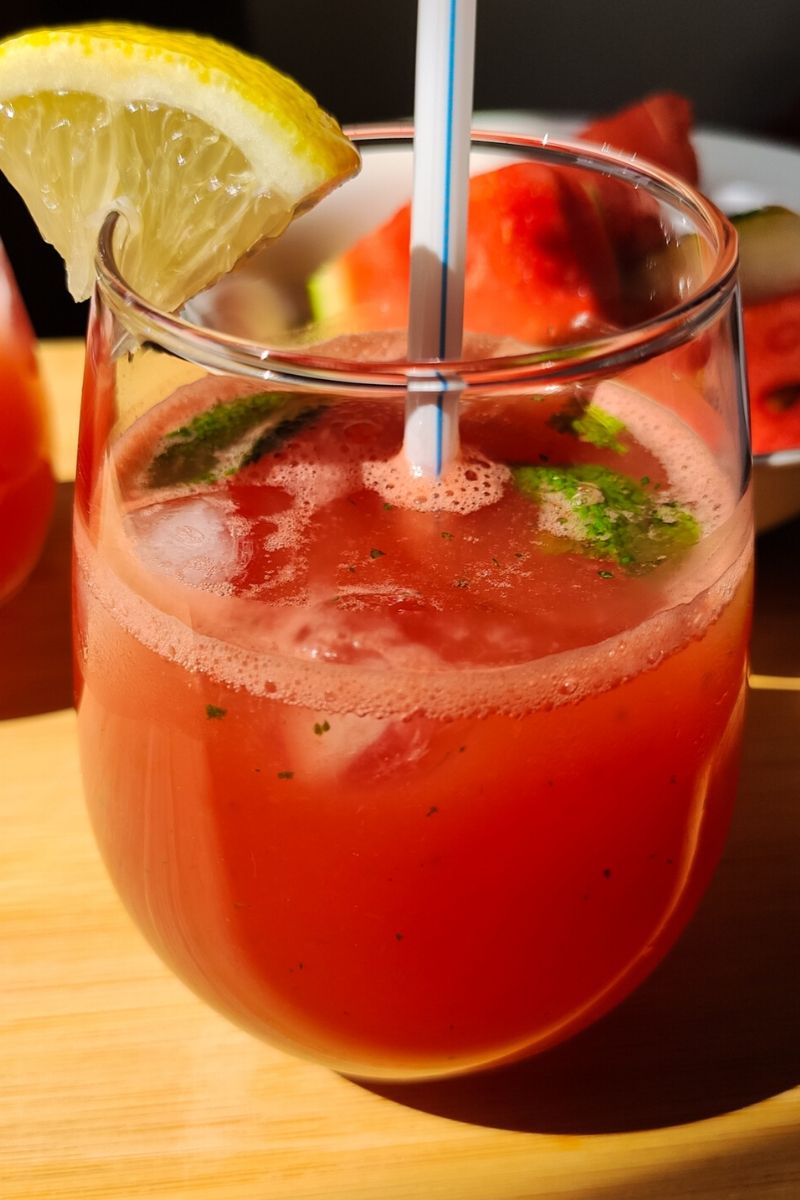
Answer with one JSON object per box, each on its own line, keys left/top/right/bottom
{"left": 2, "top": 341, "right": 799, "bottom": 1199}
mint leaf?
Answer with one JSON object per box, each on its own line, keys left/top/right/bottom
{"left": 548, "top": 398, "right": 628, "bottom": 454}
{"left": 147, "top": 392, "right": 323, "bottom": 487}
{"left": 512, "top": 463, "right": 700, "bottom": 571}
{"left": 148, "top": 392, "right": 286, "bottom": 487}
{"left": 239, "top": 405, "right": 323, "bottom": 469}
{"left": 572, "top": 406, "right": 628, "bottom": 454}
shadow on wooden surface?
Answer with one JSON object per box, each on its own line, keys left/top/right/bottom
{"left": 0, "top": 482, "right": 73, "bottom": 720}
{"left": 368, "top": 526, "right": 800, "bottom": 1134}
{"left": 367, "top": 686, "right": 800, "bottom": 1134}
{"left": 4, "top": 477, "right": 799, "bottom": 1138}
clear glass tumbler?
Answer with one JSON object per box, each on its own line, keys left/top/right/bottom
{"left": 73, "top": 130, "right": 753, "bottom": 1080}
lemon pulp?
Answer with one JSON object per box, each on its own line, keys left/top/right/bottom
{"left": 0, "top": 23, "right": 360, "bottom": 311}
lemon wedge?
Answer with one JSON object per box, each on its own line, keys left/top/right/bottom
{"left": 0, "top": 23, "right": 360, "bottom": 310}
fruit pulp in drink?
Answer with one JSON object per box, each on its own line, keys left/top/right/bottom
{"left": 74, "top": 363, "right": 752, "bottom": 1079}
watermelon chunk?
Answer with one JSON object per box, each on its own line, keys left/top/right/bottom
{"left": 462, "top": 163, "right": 620, "bottom": 343}
{"left": 578, "top": 93, "right": 699, "bottom": 185}
{"left": 577, "top": 94, "right": 700, "bottom": 277}
{"left": 310, "top": 162, "right": 620, "bottom": 345}
{"left": 309, "top": 200, "right": 411, "bottom": 336}
{"left": 309, "top": 94, "right": 701, "bottom": 345}
{"left": 743, "top": 291, "right": 800, "bottom": 455}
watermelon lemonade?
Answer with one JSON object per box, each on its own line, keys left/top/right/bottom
{"left": 74, "top": 357, "right": 751, "bottom": 1079}
{"left": 0, "top": 241, "right": 53, "bottom": 602}
{"left": 74, "top": 131, "right": 752, "bottom": 1078}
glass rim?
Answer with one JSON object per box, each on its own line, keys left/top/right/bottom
{"left": 94, "top": 123, "right": 740, "bottom": 392}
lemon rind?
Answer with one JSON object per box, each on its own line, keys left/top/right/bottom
{"left": 0, "top": 24, "right": 359, "bottom": 202}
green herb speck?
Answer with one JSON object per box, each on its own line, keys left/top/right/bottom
{"left": 441, "top": 531, "right": 454, "bottom": 540}
{"left": 512, "top": 463, "right": 700, "bottom": 572}
{"left": 277, "top": 770, "right": 294, "bottom": 780}
{"left": 206, "top": 704, "right": 227, "bottom": 720}
{"left": 147, "top": 392, "right": 323, "bottom": 487}
{"left": 598, "top": 569, "right": 615, "bottom": 579}
{"left": 149, "top": 392, "right": 283, "bottom": 486}
{"left": 370, "top": 548, "right": 385, "bottom": 559}
{"left": 549, "top": 397, "right": 629, "bottom": 454}
{"left": 240, "top": 404, "right": 323, "bottom": 469}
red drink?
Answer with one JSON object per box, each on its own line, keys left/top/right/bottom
{"left": 0, "top": 242, "right": 54, "bottom": 602}
{"left": 74, "top": 365, "right": 751, "bottom": 1078}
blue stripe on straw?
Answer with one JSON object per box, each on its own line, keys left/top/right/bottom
{"left": 435, "top": 370, "right": 448, "bottom": 475}
{"left": 439, "top": 0, "right": 459, "bottom": 361}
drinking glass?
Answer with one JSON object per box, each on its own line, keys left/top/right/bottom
{"left": 0, "top": 240, "right": 54, "bottom": 603}
{"left": 73, "top": 130, "right": 752, "bottom": 1080}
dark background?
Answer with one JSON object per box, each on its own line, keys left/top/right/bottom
{"left": 2, "top": 0, "right": 799, "bottom": 336}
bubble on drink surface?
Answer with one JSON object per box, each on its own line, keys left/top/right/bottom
{"left": 307, "top": 329, "right": 523, "bottom": 515}
{"left": 76, "top": 489, "right": 752, "bottom": 722}
{"left": 535, "top": 487, "right": 593, "bottom": 542}
{"left": 90, "top": 357, "right": 752, "bottom": 720}
{"left": 363, "top": 453, "right": 510, "bottom": 514}
{"left": 253, "top": 460, "right": 354, "bottom": 580}
{"left": 593, "top": 381, "right": 735, "bottom": 531}
{"left": 244, "top": 424, "right": 370, "bottom": 586}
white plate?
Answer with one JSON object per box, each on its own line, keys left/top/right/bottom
{"left": 476, "top": 112, "right": 800, "bottom": 529}
{"left": 475, "top": 110, "right": 800, "bottom": 214}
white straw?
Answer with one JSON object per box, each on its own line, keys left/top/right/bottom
{"left": 403, "top": 0, "right": 477, "bottom": 478}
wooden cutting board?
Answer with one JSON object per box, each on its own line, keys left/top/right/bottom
{"left": 1, "top": 340, "right": 798, "bottom": 1199}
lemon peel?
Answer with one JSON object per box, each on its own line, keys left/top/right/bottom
{"left": 0, "top": 23, "right": 360, "bottom": 310}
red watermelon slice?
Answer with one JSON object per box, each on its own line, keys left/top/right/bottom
{"left": 743, "top": 291, "right": 800, "bottom": 455}
{"left": 310, "top": 161, "right": 621, "bottom": 345}
{"left": 576, "top": 93, "right": 700, "bottom": 274}
{"left": 310, "top": 94, "right": 700, "bottom": 345}
{"left": 578, "top": 93, "right": 699, "bottom": 185}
